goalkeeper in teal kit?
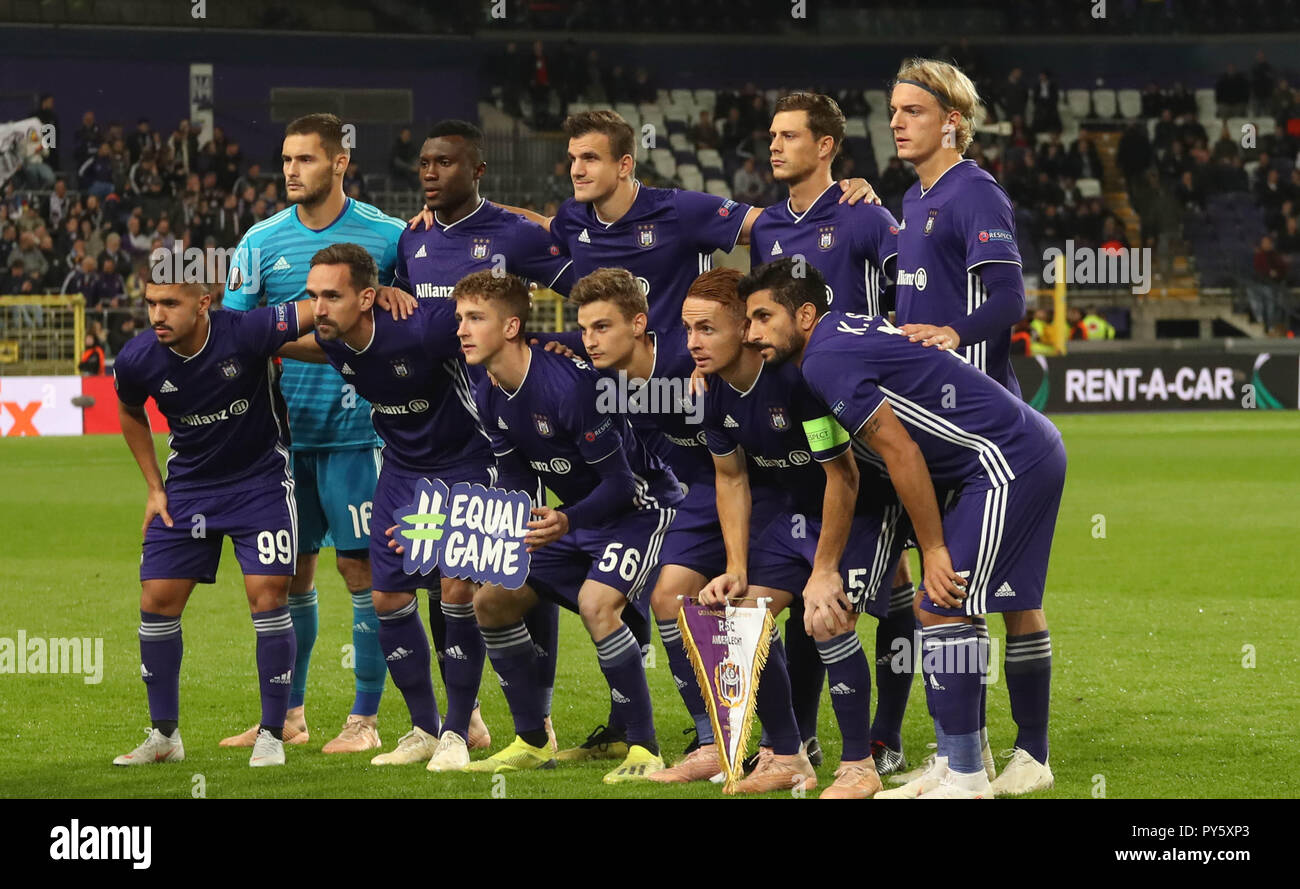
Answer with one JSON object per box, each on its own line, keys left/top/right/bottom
{"left": 220, "top": 113, "right": 406, "bottom": 754}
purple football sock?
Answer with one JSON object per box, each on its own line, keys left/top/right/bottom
{"left": 138, "top": 610, "right": 182, "bottom": 723}
{"left": 658, "top": 618, "right": 714, "bottom": 745}
{"left": 785, "top": 601, "right": 825, "bottom": 741}
{"left": 816, "top": 630, "right": 873, "bottom": 762}
{"left": 481, "top": 620, "right": 545, "bottom": 737}
{"left": 523, "top": 599, "right": 559, "bottom": 719}
{"left": 1005, "top": 629, "right": 1052, "bottom": 763}
{"left": 921, "top": 623, "right": 984, "bottom": 774}
{"left": 439, "top": 599, "right": 485, "bottom": 741}
{"left": 756, "top": 626, "right": 802, "bottom": 755}
{"left": 377, "top": 596, "right": 440, "bottom": 735}
{"left": 252, "top": 605, "right": 297, "bottom": 732}
{"left": 594, "top": 624, "right": 657, "bottom": 752}
{"left": 871, "top": 585, "right": 915, "bottom": 750}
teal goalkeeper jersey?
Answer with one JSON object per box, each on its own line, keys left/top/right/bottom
{"left": 224, "top": 198, "right": 403, "bottom": 451}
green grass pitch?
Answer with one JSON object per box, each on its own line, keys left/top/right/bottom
{"left": 1, "top": 411, "right": 1296, "bottom": 799}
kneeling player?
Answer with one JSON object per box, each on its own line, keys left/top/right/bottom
{"left": 455, "top": 271, "right": 682, "bottom": 783}
{"left": 696, "top": 270, "right": 912, "bottom": 798}
{"left": 112, "top": 282, "right": 317, "bottom": 768}
{"left": 745, "top": 258, "right": 1066, "bottom": 798}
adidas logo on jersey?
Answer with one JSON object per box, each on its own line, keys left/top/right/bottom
{"left": 269, "top": 670, "right": 292, "bottom": 685}
{"left": 444, "top": 646, "right": 468, "bottom": 661}
{"left": 414, "top": 244, "right": 427, "bottom": 259}
{"left": 723, "top": 414, "right": 739, "bottom": 428}
{"left": 994, "top": 582, "right": 1016, "bottom": 598}
{"left": 386, "top": 646, "right": 412, "bottom": 662}
{"left": 272, "top": 256, "right": 292, "bottom": 272}
{"left": 610, "top": 688, "right": 631, "bottom": 704}
{"left": 770, "top": 240, "right": 783, "bottom": 255}
{"left": 159, "top": 379, "right": 178, "bottom": 393}
{"left": 498, "top": 417, "right": 508, "bottom": 430}
{"left": 578, "top": 228, "right": 591, "bottom": 244}
{"left": 341, "top": 363, "right": 355, "bottom": 375}
{"left": 829, "top": 682, "right": 855, "bottom": 695}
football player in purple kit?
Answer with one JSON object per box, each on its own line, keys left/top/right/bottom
{"left": 284, "top": 243, "right": 502, "bottom": 771}
{"left": 693, "top": 267, "right": 911, "bottom": 798}
{"left": 888, "top": 59, "right": 1053, "bottom": 795}
{"left": 564, "top": 268, "right": 728, "bottom": 780}
{"left": 453, "top": 270, "right": 683, "bottom": 783}
{"left": 752, "top": 91, "right": 915, "bottom": 775}
{"left": 111, "top": 281, "right": 319, "bottom": 769}
{"left": 741, "top": 258, "right": 1066, "bottom": 799}
{"left": 394, "top": 119, "right": 577, "bottom": 756}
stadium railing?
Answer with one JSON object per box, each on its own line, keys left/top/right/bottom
{"left": 0, "top": 294, "right": 85, "bottom": 376}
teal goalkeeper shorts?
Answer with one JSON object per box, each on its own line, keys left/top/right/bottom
{"left": 292, "top": 447, "right": 382, "bottom": 555}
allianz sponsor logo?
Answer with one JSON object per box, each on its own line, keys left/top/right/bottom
{"left": 1065, "top": 366, "right": 1235, "bottom": 404}
{"left": 529, "top": 457, "right": 573, "bottom": 475}
{"left": 177, "top": 398, "right": 249, "bottom": 426}
{"left": 664, "top": 430, "right": 708, "bottom": 447}
{"left": 415, "top": 283, "right": 456, "bottom": 299}
{"left": 895, "top": 267, "right": 927, "bottom": 290}
{"left": 372, "top": 399, "right": 431, "bottom": 415}
{"left": 751, "top": 450, "right": 811, "bottom": 469}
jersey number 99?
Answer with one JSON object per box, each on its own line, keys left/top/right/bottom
{"left": 256, "top": 529, "right": 294, "bottom": 565}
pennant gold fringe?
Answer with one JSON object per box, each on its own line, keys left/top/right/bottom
{"left": 678, "top": 601, "right": 776, "bottom": 793}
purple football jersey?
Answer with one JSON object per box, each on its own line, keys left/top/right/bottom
{"left": 702, "top": 358, "right": 890, "bottom": 517}
{"left": 549, "top": 183, "right": 751, "bottom": 336}
{"left": 113, "top": 305, "right": 301, "bottom": 493}
{"left": 395, "top": 199, "right": 575, "bottom": 300}
{"left": 315, "top": 300, "right": 492, "bottom": 474}
{"left": 894, "top": 160, "right": 1022, "bottom": 393}
{"left": 801, "top": 311, "right": 1062, "bottom": 493}
{"left": 749, "top": 183, "right": 899, "bottom": 315}
{"left": 474, "top": 346, "right": 683, "bottom": 514}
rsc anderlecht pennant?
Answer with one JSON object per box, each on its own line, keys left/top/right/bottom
{"left": 678, "top": 599, "right": 775, "bottom": 792}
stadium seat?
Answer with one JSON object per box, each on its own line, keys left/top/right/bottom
{"left": 1066, "top": 89, "right": 1092, "bottom": 118}
{"left": 845, "top": 118, "right": 867, "bottom": 138}
{"left": 567, "top": 102, "right": 589, "bottom": 115}
{"left": 615, "top": 102, "right": 640, "bottom": 126}
{"left": 656, "top": 89, "right": 672, "bottom": 105}
{"left": 673, "top": 149, "right": 696, "bottom": 167}
{"left": 642, "top": 108, "right": 666, "bottom": 134}
{"left": 705, "top": 179, "right": 732, "bottom": 199}
{"left": 697, "top": 148, "right": 724, "bottom": 171}
{"left": 1195, "top": 88, "right": 1217, "bottom": 119}
{"left": 669, "top": 132, "right": 689, "bottom": 152}
{"left": 1257, "top": 117, "right": 1276, "bottom": 136}
{"left": 864, "top": 90, "right": 888, "bottom": 122}
{"left": 764, "top": 88, "right": 780, "bottom": 108}
{"left": 869, "top": 124, "right": 895, "bottom": 166}
{"left": 639, "top": 102, "right": 662, "bottom": 119}
{"left": 1076, "top": 177, "right": 1102, "bottom": 198}
{"left": 678, "top": 164, "right": 704, "bottom": 192}
{"left": 650, "top": 147, "right": 677, "bottom": 179}
{"left": 693, "top": 89, "right": 716, "bottom": 111}
{"left": 1226, "top": 117, "right": 1251, "bottom": 141}
{"left": 1117, "top": 89, "right": 1142, "bottom": 118}
{"left": 670, "top": 88, "right": 694, "bottom": 107}
{"left": 1092, "top": 89, "right": 1117, "bottom": 119}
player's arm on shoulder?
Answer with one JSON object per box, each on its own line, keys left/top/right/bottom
{"left": 493, "top": 201, "right": 553, "bottom": 231}
{"left": 855, "top": 401, "right": 965, "bottom": 607}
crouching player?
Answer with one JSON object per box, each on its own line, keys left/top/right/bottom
{"left": 112, "top": 281, "right": 318, "bottom": 768}
{"left": 696, "top": 265, "right": 911, "bottom": 798}
{"left": 297, "top": 243, "right": 498, "bottom": 768}
{"left": 565, "top": 267, "right": 738, "bottom": 778}
{"left": 744, "top": 259, "right": 1066, "bottom": 799}
{"left": 454, "top": 270, "right": 682, "bottom": 783}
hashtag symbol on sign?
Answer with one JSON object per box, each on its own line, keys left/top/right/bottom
{"left": 400, "top": 510, "right": 447, "bottom": 541}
